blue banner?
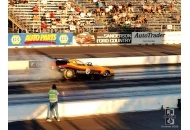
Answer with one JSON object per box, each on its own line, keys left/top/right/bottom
{"left": 8, "top": 33, "right": 73, "bottom": 46}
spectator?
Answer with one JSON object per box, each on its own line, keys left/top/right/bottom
{"left": 41, "top": 21, "right": 47, "bottom": 32}
{"left": 24, "top": 0, "right": 29, "bottom": 4}
{"left": 34, "top": 26, "right": 40, "bottom": 33}
{"left": 105, "top": 7, "right": 110, "bottom": 15}
{"left": 33, "top": 5, "right": 39, "bottom": 12}
{"left": 64, "top": 28, "right": 70, "bottom": 32}
{"left": 175, "top": 14, "right": 181, "bottom": 23}
{"left": 151, "top": 5, "right": 157, "bottom": 14}
{"left": 125, "top": 19, "right": 131, "bottom": 25}
{"left": 97, "top": 1, "right": 103, "bottom": 8}
{"left": 18, "top": 0, "right": 24, "bottom": 4}
{"left": 49, "top": 11, "right": 54, "bottom": 18}
{"left": 66, "top": 2, "right": 71, "bottom": 10}
{"left": 121, "top": 11, "right": 127, "bottom": 18}
{"left": 75, "top": 6, "right": 81, "bottom": 13}
{"left": 142, "top": 4, "right": 151, "bottom": 13}
{"left": 95, "top": 7, "right": 101, "bottom": 16}
{"left": 56, "top": 17, "right": 61, "bottom": 25}
{"left": 61, "top": 17, "right": 67, "bottom": 25}
{"left": 40, "top": 6, "right": 46, "bottom": 12}
{"left": 128, "top": 2, "right": 134, "bottom": 12}
{"left": 9, "top": 0, "right": 15, "bottom": 7}
{"left": 118, "top": 5, "right": 122, "bottom": 11}
{"left": 41, "top": 0, "right": 47, "bottom": 5}
{"left": 45, "top": 11, "right": 50, "bottom": 19}
{"left": 56, "top": 8, "right": 62, "bottom": 15}
{"left": 101, "top": 0, "right": 106, "bottom": 6}
{"left": 62, "top": 5, "right": 67, "bottom": 15}
{"left": 143, "top": 15, "right": 148, "bottom": 23}
{"left": 157, "top": 5, "right": 162, "bottom": 14}
{"left": 33, "top": 15, "right": 40, "bottom": 21}
{"left": 68, "top": 14, "right": 74, "bottom": 21}
{"left": 80, "top": 11, "right": 86, "bottom": 18}
{"left": 127, "top": 12, "right": 134, "bottom": 20}
{"left": 58, "top": 3, "right": 63, "bottom": 10}
{"left": 41, "top": 14, "right": 46, "bottom": 22}
{"left": 23, "top": 26, "right": 29, "bottom": 33}
{"left": 93, "top": 0, "right": 98, "bottom": 3}
{"left": 136, "top": 22, "right": 142, "bottom": 28}
{"left": 169, "top": 1, "right": 174, "bottom": 12}
{"left": 86, "top": 11, "right": 92, "bottom": 17}
{"left": 15, "top": 0, "right": 19, "bottom": 4}
{"left": 112, "top": 13, "right": 119, "bottom": 23}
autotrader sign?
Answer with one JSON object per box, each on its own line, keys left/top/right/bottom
{"left": 95, "top": 32, "right": 132, "bottom": 44}
{"left": 132, "top": 32, "right": 181, "bottom": 44}
{"left": 132, "top": 32, "right": 165, "bottom": 44}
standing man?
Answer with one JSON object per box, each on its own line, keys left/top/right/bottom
{"left": 47, "top": 84, "right": 60, "bottom": 122}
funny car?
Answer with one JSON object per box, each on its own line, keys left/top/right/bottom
{"left": 51, "top": 58, "right": 114, "bottom": 80}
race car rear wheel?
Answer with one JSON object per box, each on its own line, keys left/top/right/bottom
{"left": 63, "top": 69, "right": 75, "bottom": 79}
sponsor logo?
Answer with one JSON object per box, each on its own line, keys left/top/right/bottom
{"left": 76, "top": 70, "right": 99, "bottom": 75}
{"left": 59, "top": 34, "right": 69, "bottom": 44}
{"left": 103, "top": 34, "right": 131, "bottom": 38}
{"left": 29, "top": 61, "right": 43, "bottom": 68}
{"left": 96, "top": 33, "right": 132, "bottom": 43}
{"left": 11, "top": 35, "right": 21, "bottom": 45}
{"left": 76, "top": 70, "right": 86, "bottom": 74}
{"left": 134, "top": 33, "right": 165, "bottom": 38}
{"left": 85, "top": 68, "right": 91, "bottom": 74}
{"left": 24, "top": 34, "right": 57, "bottom": 44}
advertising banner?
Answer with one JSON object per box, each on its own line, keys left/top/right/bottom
{"left": 74, "top": 32, "right": 96, "bottom": 44}
{"left": 95, "top": 32, "right": 132, "bottom": 44}
{"left": 163, "top": 32, "right": 181, "bottom": 44}
{"left": 132, "top": 32, "right": 181, "bottom": 44}
{"left": 8, "top": 33, "right": 73, "bottom": 46}
{"left": 132, "top": 32, "right": 164, "bottom": 44}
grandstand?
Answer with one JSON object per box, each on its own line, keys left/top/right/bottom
{"left": 8, "top": 0, "right": 181, "bottom": 33}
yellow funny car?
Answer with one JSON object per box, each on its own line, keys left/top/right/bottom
{"left": 51, "top": 58, "right": 114, "bottom": 80}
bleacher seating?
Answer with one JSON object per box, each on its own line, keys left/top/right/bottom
{"left": 8, "top": 0, "right": 181, "bottom": 33}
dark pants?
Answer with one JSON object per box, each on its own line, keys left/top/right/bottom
{"left": 49, "top": 102, "right": 59, "bottom": 120}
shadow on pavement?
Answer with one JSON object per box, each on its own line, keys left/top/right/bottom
{"left": 8, "top": 109, "right": 181, "bottom": 130}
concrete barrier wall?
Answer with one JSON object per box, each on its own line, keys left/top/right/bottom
{"left": 8, "top": 94, "right": 180, "bottom": 122}
{"left": 8, "top": 55, "right": 181, "bottom": 70}
{"left": 78, "top": 55, "right": 181, "bottom": 66}
{"left": 8, "top": 61, "right": 29, "bottom": 70}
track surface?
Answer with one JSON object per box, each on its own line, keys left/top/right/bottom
{"left": 8, "top": 77, "right": 180, "bottom": 95}
{"left": 8, "top": 109, "right": 181, "bottom": 130}
{"left": 8, "top": 44, "right": 181, "bottom": 60}
{"left": 8, "top": 65, "right": 181, "bottom": 95}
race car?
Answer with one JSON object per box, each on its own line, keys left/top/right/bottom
{"left": 51, "top": 58, "right": 114, "bottom": 80}
{"left": 75, "top": 32, "right": 95, "bottom": 44}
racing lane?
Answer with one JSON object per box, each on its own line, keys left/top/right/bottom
{"left": 8, "top": 44, "right": 181, "bottom": 60}
{"left": 8, "top": 65, "right": 181, "bottom": 95}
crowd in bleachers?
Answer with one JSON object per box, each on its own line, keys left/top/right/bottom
{"left": 8, "top": 0, "right": 181, "bottom": 33}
